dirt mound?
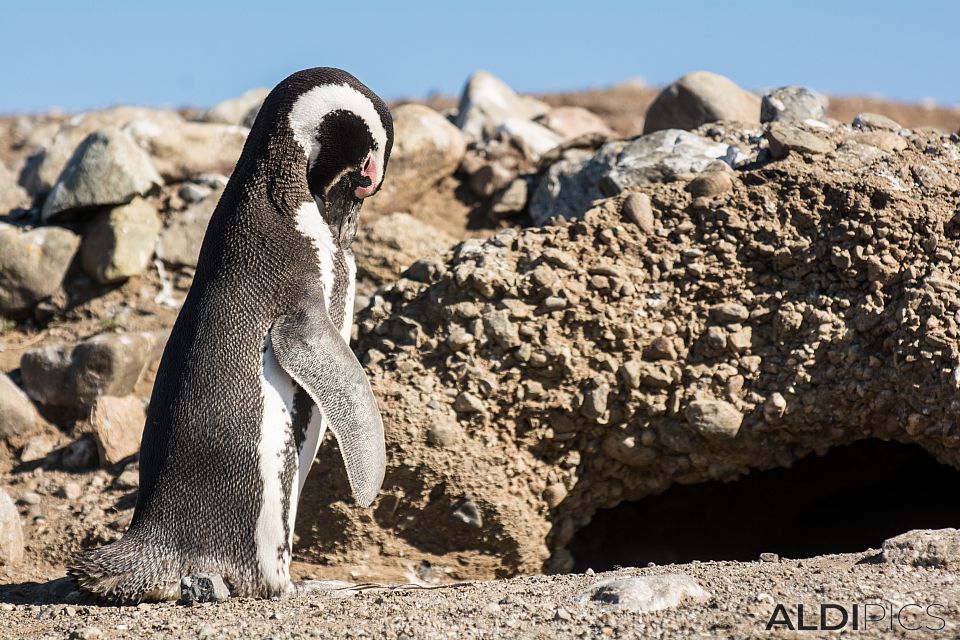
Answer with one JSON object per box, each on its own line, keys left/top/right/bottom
{"left": 296, "top": 125, "right": 960, "bottom": 578}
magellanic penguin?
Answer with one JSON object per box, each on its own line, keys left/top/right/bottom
{"left": 69, "top": 68, "right": 393, "bottom": 602}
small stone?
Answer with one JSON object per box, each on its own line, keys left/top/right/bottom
{"left": 621, "top": 193, "right": 654, "bottom": 233}
{"left": 881, "top": 528, "right": 960, "bottom": 570}
{"left": 763, "top": 393, "right": 787, "bottom": 423}
{"left": 156, "top": 187, "right": 223, "bottom": 267}
{"left": 543, "top": 483, "right": 568, "bottom": 509}
{"left": 0, "top": 373, "right": 44, "bottom": 446}
{"left": 765, "top": 122, "right": 833, "bottom": 158}
{"left": 759, "top": 552, "right": 779, "bottom": 563}
{"left": 19, "top": 436, "right": 54, "bottom": 463}
{"left": 684, "top": 399, "right": 743, "bottom": 439}
{"left": 710, "top": 302, "right": 749, "bottom": 323}
{"left": 0, "top": 161, "right": 30, "bottom": 214}
{"left": 19, "top": 491, "right": 41, "bottom": 506}
{"left": 62, "top": 436, "right": 98, "bottom": 470}
{"left": 482, "top": 310, "right": 521, "bottom": 349}
{"left": 686, "top": 171, "right": 733, "bottom": 198}
{"left": 0, "top": 224, "right": 80, "bottom": 315}
{"left": 582, "top": 574, "right": 710, "bottom": 613}
{"left": 113, "top": 466, "right": 140, "bottom": 490}
{"left": 852, "top": 112, "right": 902, "bottom": 132}
{"left": 580, "top": 384, "right": 609, "bottom": 420}
{"left": 452, "top": 497, "right": 483, "bottom": 528}
{"left": 42, "top": 127, "right": 163, "bottom": 222}
{"left": 180, "top": 574, "right": 230, "bottom": 603}
{"left": 490, "top": 178, "right": 528, "bottom": 218}
{"left": 453, "top": 392, "right": 485, "bottom": 414}
{"left": 80, "top": 198, "right": 162, "bottom": 284}
{"left": 602, "top": 433, "right": 658, "bottom": 467}
{"left": 646, "top": 336, "right": 677, "bottom": 361}
{"left": 178, "top": 182, "right": 213, "bottom": 203}
{"left": 644, "top": 71, "right": 761, "bottom": 134}
{"left": 89, "top": 395, "right": 146, "bottom": 465}
{"left": 69, "top": 626, "right": 103, "bottom": 640}
{"left": 446, "top": 327, "right": 475, "bottom": 351}
{"left": 427, "top": 421, "right": 462, "bottom": 448}
{"left": 727, "top": 327, "right": 752, "bottom": 353}
{"left": 0, "top": 489, "right": 25, "bottom": 565}
{"left": 619, "top": 360, "right": 643, "bottom": 389}
{"left": 760, "top": 86, "right": 827, "bottom": 123}
{"left": 59, "top": 482, "right": 83, "bottom": 500}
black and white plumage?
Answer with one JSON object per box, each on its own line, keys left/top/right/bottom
{"left": 69, "top": 68, "right": 393, "bottom": 602}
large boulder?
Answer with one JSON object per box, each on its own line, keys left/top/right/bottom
{"left": 21, "top": 331, "right": 157, "bottom": 408}
{"left": 369, "top": 104, "right": 466, "bottom": 214}
{"left": 0, "top": 223, "right": 80, "bottom": 315}
{"left": 80, "top": 197, "right": 162, "bottom": 284}
{"left": 643, "top": 71, "right": 760, "bottom": 134}
{"left": 203, "top": 88, "right": 270, "bottom": 127}
{"left": 124, "top": 117, "right": 248, "bottom": 181}
{"left": 529, "top": 130, "right": 733, "bottom": 224}
{"left": 41, "top": 127, "right": 163, "bottom": 222}
{"left": 454, "top": 71, "right": 549, "bottom": 140}
{"left": 295, "top": 128, "right": 960, "bottom": 579}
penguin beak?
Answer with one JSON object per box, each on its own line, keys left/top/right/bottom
{"left": 354, "top": 155, "right": 378, "bottom": 199}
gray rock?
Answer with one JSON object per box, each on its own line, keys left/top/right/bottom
{"left": 203, "top": 88, "right": 269, "bottom": 126}
{"left": 684, "top": 399, "right": 743, "bottom": 439}
{"left": 454, "top": 71, "right": 549, "bottom": 139}
{"left": 62, "top": 435, "right": 98, "bottom": 470}
{"left": 123, "top": 116, "right": 248, "bottom": 182}
{"left": 482, "top": 309, "right": 520, "bottom": 348}
{"left": 21, "top": 331, "right": 154, "bottom": 407}
{"left": 852, "top": 112, "right": 902, "bottom": 132}
{"left": 582, "top": 574, "right": 710, "bottom": 613}
{"left": 760, "top": 86, "right": 828, "bottom": 123}
{"left": 180, "top": 573, "right": 231, "bottom": 603}
{"left": 530, "top": 131, "right": 732, "bottom": 225}
{"left": 490, "top": 178, "right": 529, "bottom": 219}
{"left": 454, "top": 392, "right": 486, "bottom": 414}
{"left": 155, "top": 187, "right": 223, "bottom": 266}
{"left": 427, "top": 420, "right": 463, "bottom": 448}
{"left": 177, "top": 182, "right": 213, "bottom": 203}
{"left": 538, "top": 106, "right": 613, "bottom": 141}
{"left": 0, "top": 223, "right": 80, "bottom": 315}
{"left": 0, "top": 489, "right": 25, "bottom": 565}
{"left": 881, "top": 528, "right": 960, "bottom": 570}
{"left": 0, "top": 161, "right": 31, "bottom": 214}
{"left": 370, "top": 104, "right": 465, "bottom": 213}
{"left": 80, "top": 198, "right": 162, "bottom": 284}
{"left": 41, "top": 127, "right": 163, "bottom": 222}
{"left": 495, "top": 118, "right": 563, "bottom": 159}
{"left": 765, "top": 122, "right": 833, "bottom": 159}
{"left": 452, "top": 497, "right": 483, "bottom": 528}
{"left": 0, "top": 373, "right": 43, "bottom": 445}
{"left": 644, "top": 71, "right": 761, "bottom": 134}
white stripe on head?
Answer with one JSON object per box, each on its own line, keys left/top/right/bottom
{"left": 288, "top": 83, "right": 388, "bottom": 188}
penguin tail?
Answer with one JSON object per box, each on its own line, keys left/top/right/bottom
{"left": 69, "top": 534, "right": 180, "bottom": 603}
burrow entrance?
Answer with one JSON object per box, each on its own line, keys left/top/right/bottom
{"left": 569, "top": 440, "right": 960, "bottom": 571}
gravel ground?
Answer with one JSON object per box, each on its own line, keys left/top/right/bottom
{"left": 1, "top": 550, "right": 957, "bottom": 639}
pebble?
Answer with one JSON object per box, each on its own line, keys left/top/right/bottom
{"left": 765, "top": 122, "right": 833, "bottom": 158}
{"left": 582, "top": 574, "right": 710, "bottom": 613}
{"left": 760, "top": 86, "right": 827, "bottom": 123}
{"left": 59, "top": 482, "right": 82, "bottom": 500}
{"left": 453, "top": 392, "right": 486, "bottom": 414}
{"left": 19, "top": 436, "right": 54, "bottom": 463}
{"left": 621, "top": 193, "right": 654, "bottom": 233}
{"left": 180, "top": 573, "right": 231, "bottom": 603}
{"left": 852, "top": 112, "right": 902, "bottom": 132}
{"left": 684, "top": 399, "right": 744, "bottom": 439}
{"left": 427, "top": 421, "right": 462, "bottom": 448}
{"left": 452, "top": 497, "right": 483, "bottom": 528}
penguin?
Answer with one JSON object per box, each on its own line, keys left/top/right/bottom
{"left": 69, "top": 67, "right": 394, "bottom": 602}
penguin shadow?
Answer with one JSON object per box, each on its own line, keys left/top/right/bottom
{"left": 0, "top": 576, "right": 79, "bottom": 606}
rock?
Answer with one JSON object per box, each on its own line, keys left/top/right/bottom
{"left": 686, "top": 171, "right": 733, "bottom": 198}
{"left": 684, "top": 399, "right": 743, "bottom": 439}
{"left": 203, "top": 88, "right": 269, "bottom": 126}
{"left": 621, "top": 193, "right": 654, "bottom": 233}
{"left": 583, "top": 574, "right": 709, "bottom": 613}
{"left": 490, "top": 178, "right": 528, "bottom": 218}
{"left": 530, "top": 130, "right": 732, "bottom": 225}
{"left": 765, "top": 122, "right": 833, "bottom": 158}
{"left": 353, "top": 213, "right": 455, "bottom": 286}
{"left": 710, "top": 302, "right": 749, "bottom": 323}
{"left": 113, "top": 466, "right": 139, "bottom": 490}
{"left": 881, "top": 529, "right": 960, "bottom": 570}
{"left": 602, "top": 433, "right": 657, "bottom": 467}
{"left": 370, "top": 104, "right": 466, "bottom": 213}
{"left": 69, "top": 626, "right": 102, "bottom": 640}
{"left": 454, "top": 392, "right": 486, "bottom": 414}
{"left": 760, "top": 86, "right": 827, "bottom": 123}
{"left": 19, "top": 436, "right": 54, "bottom": 463}
{"left": 495, "top": 118, "right": 563, "bottom": 159}
{"left": 0, "top": 162, "right": 30, "bottom": 214}
{"left": 80, "top": 198, "right": 162, "bottom": 284}
{"left": 538, "top": 106, "right": 613, "bottom": 141}
{"left": 21, "top": 332, "right": 154, "bottom": 407}
{"left": 643, "top": 71, "right": 761, "bottom": 134}
{"left": 180, "top": 574, "right": 231, "bottom": 603}
{"left": 0, "top": 223, "right": 80, "bottom": 315}
{"left": 0, "top": 373, "right": 44, "bottom": 446}
{"left": 543, "top": 483, "right": 568, "bottom": 509}
{"left": 580, "top": 384, "right": 609, "bottom": 420}
{"left": 454, "top": 71, "right": 549, "bottom": 139}
{"left": 0, "top": 490, "right": 25, "bottom": 565}
{"left": 452, "top": 497, "right": 483, "bottom": 528}
{"left": 59, "top": 482, "right": 82, "bottom": 500}
{"left": 482, "top": 309, "right": 521, "bottom": 348}
{"left": 89, "top": 395, "right": 146, "bottom": 465}
{"left": 62, "top": 436, "right": 98, "bottom": 469}
{"left": 852, "top": 112, "right": 902, "bottom": 132}
{"left": 124, "top": 117, "right": 248, "bottom": 182}
{"left": 178, "top": 182, "right": 213, "bottom": 203}
{"left": 427, "top": 420, "right": 463, "bottom": 448}
{"left": 41, "top": 127, "right": 163, "bottom": 222}
{"left": 155, "top": 187, "right": 224, "bottom": 266}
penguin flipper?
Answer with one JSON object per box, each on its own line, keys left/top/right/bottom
{"left": 271, "top": 297, "right": 385, "bottom": 507}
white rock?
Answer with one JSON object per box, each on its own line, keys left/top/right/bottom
{"left": 496, "top": 118, "right": 563, "bottom": 159}
{"left": 454, "top": 71, "right": 549, "bottom": 139}
{"left": 581, "top": 574, "right": 710, "bottom": 613}
{"left": 0, "top": 489, "right": 25, "bottom": 565}
{"left": 203, "top": 88, "right": 270, "bottom": 126}
{"left": 0, "top": 223, "right": 80, "bottom": 314}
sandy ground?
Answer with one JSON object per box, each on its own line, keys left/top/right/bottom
{"left": 1, "top": 551, "right": 956, "bottom": 639}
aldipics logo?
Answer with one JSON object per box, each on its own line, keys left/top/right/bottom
{"left": 765, "top": 602, "right": 947, "bottom": 632}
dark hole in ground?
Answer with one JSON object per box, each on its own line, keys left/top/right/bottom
{"left": 569, "top": 440, "right": 960, "bottom": 571}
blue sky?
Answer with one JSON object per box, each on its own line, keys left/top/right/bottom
{"left": 0, "top": 1, "right": 957, "bottom": 114}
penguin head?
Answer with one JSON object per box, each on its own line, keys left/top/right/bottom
{"left": 245, "top": 68, "right": 394, "bottom": 217}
